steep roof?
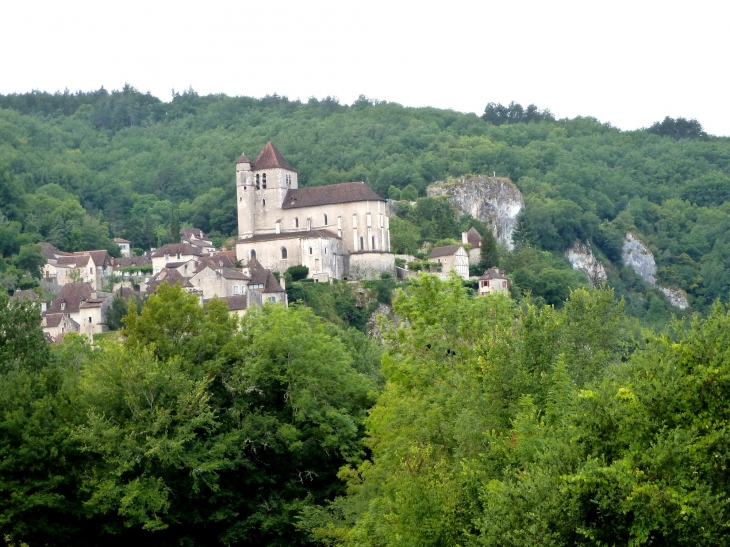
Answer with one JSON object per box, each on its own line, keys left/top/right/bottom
{"left": 74, "top": 250, "right": 110, "bottom": 267}
{"left": 147, "top": 269, "right": 193, "bottom": 292}
{"left": 239, "top": 229, "right": 340, "bottom": 244}
{"left": 56, "top": 255, "right": 91, "bottom": 268}
{"left": 114, "top": 237, "right": 131, "bottom": 243}
{"left": 252, "top": 142, "right": 296, "bottom": 171}
{"left": 180, "top": 227, "right": 205, "bottom": 240}
{"left": 479, "top": 267, "right": 508, "bottom": 280}
{"left": 429, "top": 245, "right": 464, "bottom": 259}
{"left": 466, "top": 227, "right": 482, "bottom": 247}
{"left": 40, "top": 242, "right": 70, "bottom": 260}
{"left": 47, "top": 283, "right": 93, "bottom": 313}
{"left": 150, "top": 243, "right": 203, "bottom": 258}
{"left": 219, "top": 267, "right": 249, "bottom": 280}
{"left": 249, "top": 269, "right": 285, "bottom": 293}
{"left": 236, "top": 152, "right": 250, "bottom": 164}
{"left": 282, "top": 182, "right": 384, "bottom": 209}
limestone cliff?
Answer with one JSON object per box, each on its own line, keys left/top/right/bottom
{"left": 621, "top": 233, "right": 689, "bottom": 309}
{"left": 566, "top": 240, "right": 607, "bottom": 286}
{"left": 427, "top": 176, "right": 523, "bottom": 249}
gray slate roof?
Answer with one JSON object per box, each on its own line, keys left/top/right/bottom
{"left": 429, "top": 245, "right": 464, "bottom": 259}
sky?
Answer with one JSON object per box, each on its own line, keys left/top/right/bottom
{"left": 2, "top": 0, "right": 729, "bottom": 135}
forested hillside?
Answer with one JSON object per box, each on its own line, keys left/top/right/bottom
{"left": 1, "top": 86, "right": 730, "bottom": 318}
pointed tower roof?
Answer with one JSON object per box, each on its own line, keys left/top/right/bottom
{"left": 236, "top": 152, "right": 250, "bottom": 163}
{"left": 252, "top": 142, "right": 296, "bottom": 172}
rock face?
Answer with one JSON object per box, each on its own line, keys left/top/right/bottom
{"left": 660, "top": 287, "right": 690, "bottom": 310}
{"left": 427, "top": 176, "right": 523, "bottom": 249}
{"left": 566, "top": 240, "right": 607, "bottom": 286}
{"left": 622, "top": 233, "right": 657, "bottom": 285}
{"left": 621, "top": 232, "right": 689, "bottom": 309}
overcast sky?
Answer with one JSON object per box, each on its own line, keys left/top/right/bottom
{"left": 2, "top": 0, "right": 728, "bottom": 135}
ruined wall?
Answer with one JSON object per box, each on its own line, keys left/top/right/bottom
{"left": 427, "top": 175, "right": 523, "bottom": 249}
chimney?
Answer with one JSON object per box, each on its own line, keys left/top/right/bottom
{"left": 461, "top": 232, "right": 468, "bottom": 244}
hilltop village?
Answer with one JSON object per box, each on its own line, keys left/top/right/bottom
{"left": 12, "top": 141, "right": 506, "bottom": 342}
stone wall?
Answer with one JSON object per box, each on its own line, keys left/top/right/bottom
{"left": 347, "top": 252, "right": 396, "bottom": 280}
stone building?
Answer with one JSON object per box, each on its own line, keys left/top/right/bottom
{"left": 461, "top": 227, "right": 482, "bottom": 266}
{"left": 150, "top": 243, "right": 204, "bottom": 274}
{"left": 43, "top": 283, "right": 112, "bottom": 339}
{"left": 234, "top": 142, "right": 395, "bottom": 280}
{"left": 428, "top": 245, "right": 469, "bottom": 280}
{"left": 478, "top": 267, "right": 510, "bottom": 296}
{"left": 51, "top": 251, "right": 111, "bottom": 290}
{"left": 115, "top": 238, "right": 132, "bottom": 258}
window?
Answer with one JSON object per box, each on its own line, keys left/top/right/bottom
{"left": 324, "top": 214, "right": 328, "bottom": 225}
{"left": 89, "top": 267, "right": 93, "bottom": 274}
{"left": 239, "top": 197, "right": 242, "bottom": 202}
{"left": 324, "top": 248, "right": 327, "bottom": 255}
{"left": 262, "top": 198, "right": 266, "bottom": 206}
{"left": 88, "top": 316, "right": 92, "bottom": 324}
{"left": 176, "top": 252, "right": 181, "bottom": 259}
{"left": 262, "top": 173, "right": 267, "bottom": 188}
{"left": 250, "top": 249, "right": 256, "bottom": 259}
{"left": 255, "top": 174, "right": 260, "bottom": 189}
{"left": 268, "top": 296, "right": 276, "bottom": 303}
{"left": 360, "top": 237, "right": 364, "bottom": 250}
{"left": 372, "top": 236, "right": 375, "bottom": 249}
{"left": 233, "top": 285, "right": 240, "bottom": 295}
{"left": 309, "top": 247, "right": 312, "bottom": 255}
{"left": 164, "top": 254, "right": 169, "bottom": 261}
{"left": 295, "top": 217, "right": 299, "bottom": 228}
{"left": 281, "top": 247, "right": 288, "bottom": 259}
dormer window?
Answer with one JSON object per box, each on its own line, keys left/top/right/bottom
{"left": 176, "top": 252, "right": 181, "bottom": 259}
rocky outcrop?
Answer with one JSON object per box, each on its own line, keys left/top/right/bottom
{"left": 427, "top": 176, "right": 523, "bottom": 249}
{"left": 622, "top": 233, "right": 657, "bottom": 285}
{"left": 566, "top": 240, "right": 607, "bottom": 286}
{"left": 621, "top": 233, "right": 689, "bottom": 309}
{"left": 660, "top": 286, "right": 690, "bottom": 310}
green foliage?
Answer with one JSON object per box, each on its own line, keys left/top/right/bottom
{"left": 388, "top": 216, "right": 420, "bottom": 255}
{"left": 286, "top": 264, "right": 310, "bottom": 282}
{"left": 478, "top": 228, "right": 499, "bottom": 271}
{"left": 648, "top": 115, "right": 707, "bottom": 140}
{"left": 400, "top": 184, "right": 418, "bottom": 201}
{"left": 482, "top": 101, "right": 555, "bottom": 125}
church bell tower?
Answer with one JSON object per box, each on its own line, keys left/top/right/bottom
{"left": 236, "top": 152, "right": 255, "bottom": 238}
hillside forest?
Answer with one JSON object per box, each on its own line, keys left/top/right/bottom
{"left": 2, "top": 88, "right": 730, "bottom": 545}
{"left": 1, "top": 87, "right": 730, "bottom": 326}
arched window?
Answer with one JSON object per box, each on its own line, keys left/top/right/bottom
{"left": 324, "top": 214, "right": 328, "bottom": 225}
{"left": 295, "top": 217, "right": 299, "bottom": 228}
{"left": 262, "top": 173, "right": 267, "bottom": 189}
{"left": 250, "top": 249, "right": 256, "bottom": 260}
{"left": 262, "top": 198, "right": 266, "bottom": 206}
{"left": 360, "top": 237, "right": 364, "bottom": 250}
{"left": 255, "top": 174, "right": 260, "bottom": 189}
{"left": 281, "top": 247, "right": 288, "bottom": 259}
{"left": 239, "top": 197, "right": 242, "bottom": 202}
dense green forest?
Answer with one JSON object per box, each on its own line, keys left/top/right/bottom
{"left": 4, "top": 277, "right": 730, "bottom": 545}
{"left": 1, "top": 86, "right": 729, "bottom": 323}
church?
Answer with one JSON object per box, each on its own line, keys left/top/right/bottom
{"left": 235, "top": 142, "right": 395, "bottom": 281}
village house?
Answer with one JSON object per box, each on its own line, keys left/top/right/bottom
{"left": 188, "top": 265, "right": 250, "bottom": 300}
{"left": 181, "top": 228, "right": 216, "bottom": 253}
{"left": 114, "top": 238, "right": 132, "bottom": 258}
{"left": 461, "top": 227, "right": 482, "bottom": 265}
{"left": 150, "top": 243, "right": 204, "bottom": 274}
{"left": 52, "top": 251, "right": 111, "bottom": 290}
{"left": 10, "top": 289, "right": 46, "bottom": 313}
{"left": 428, "top": 245, "right": 470, "bottom": 280}
{"left": 478, "top": 267, "right": 510, "bottom": 296}
{"left": 43, "top": 283, "right": 112, "bottom": 339}
{"left": 234, "top": 142, "right": 395, "bottom": 280}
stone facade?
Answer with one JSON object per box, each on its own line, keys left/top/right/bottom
{"left": 428, "top": 245, "right": 469, "bottom": 280}
{"left": 234, "top": 142, "right": 394, "bottom": 280}
{"left": 478, "top": 267, "right": 510, "bottom": 296}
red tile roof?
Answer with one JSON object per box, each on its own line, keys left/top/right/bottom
{"left": 466, "top": 227, "right": 482, "bottom": 247}
{"left": 479, "top": 267, "right": 508, "bottom": 280}
{"left": 281, "top": 182, "right": 384, "bottom": 209}
{"left": 429, "top": 245, "right": 464, "bottom": 259}
{"left": 47, "top": 283, "right": 93, "bottom": 313}
{"left": 252, "top": 142, "right": 296, "bottom": 171}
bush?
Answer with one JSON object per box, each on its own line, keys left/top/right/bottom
{"left": 286, "top": 265, "right": 309, "bottom": 282}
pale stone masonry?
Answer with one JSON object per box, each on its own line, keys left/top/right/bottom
{"left": 235, "top": 142, "right": 395, "bottom": 280}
